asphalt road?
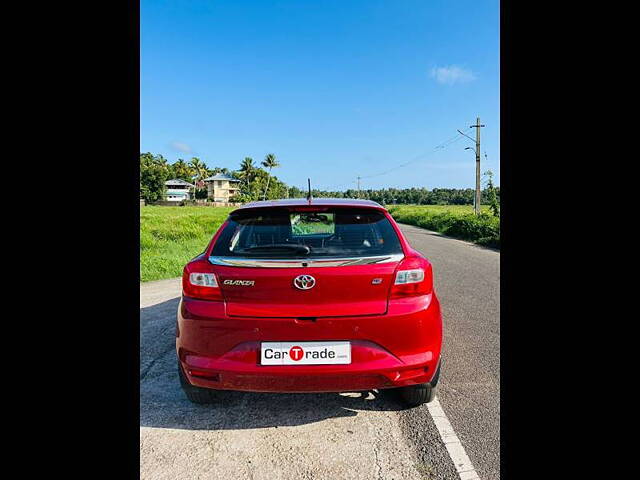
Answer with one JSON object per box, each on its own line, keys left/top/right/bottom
{"left": 396, "top": 225, "right": 500, "bottom": 480}
{"left": 140, "top": 224, "right": 499, "bottom": 480}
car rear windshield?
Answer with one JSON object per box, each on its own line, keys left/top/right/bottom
{"left": 211, "top": 208, "right": 404, "bottom": 258}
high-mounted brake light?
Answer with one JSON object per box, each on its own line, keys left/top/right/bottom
{"left": 390, "top": 256, "right": 433, "bottom": 298}
{"left": 288, "top": 207, "right": 329, "bottom": 212}
{"left": 182, "top": 260, "right": 223, "bottom": 301}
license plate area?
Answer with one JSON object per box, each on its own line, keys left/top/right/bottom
{"left": 260, "top": 341, "right": 351, "bottom": 365}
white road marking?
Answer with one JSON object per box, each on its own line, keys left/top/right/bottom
{"left": 427, "top": 397, "right": 481, "bottom": 480}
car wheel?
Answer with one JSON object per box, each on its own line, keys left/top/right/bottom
{"left": 398, "top": 360, "right": 441, "bottom": 407}
{"left": 398, "top": 383, "right": 436, "bottom": 407}
{"left": 178, "top": 361, "right": 215, "bottom": 404}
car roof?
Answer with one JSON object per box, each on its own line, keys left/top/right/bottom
{"left": 231, "top": 197, "right": 386, "bottom": 213}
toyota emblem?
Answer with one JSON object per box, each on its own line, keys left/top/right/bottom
{"left": 293, "top": 274, "right": 316, "bottom": 290}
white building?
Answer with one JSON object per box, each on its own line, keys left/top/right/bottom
{"left": 164, "top": 179, "right": 194, "bottom": 202}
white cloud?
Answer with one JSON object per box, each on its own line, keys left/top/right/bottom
{"left": 169, "top": 141, "right": 193, "bottom": 154}
{"left": 430, "top": 65, "right": 476, "bottom": 85}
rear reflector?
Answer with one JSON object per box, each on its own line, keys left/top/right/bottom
{"left": 188, "top": 369, "right": 220, "bottom": 381}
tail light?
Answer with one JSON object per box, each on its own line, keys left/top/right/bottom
{"left": 390, "top": 255, "right": 433, "bottom": 298}
{"left": 182, "top": 259, "right": 223, "bottom": 301}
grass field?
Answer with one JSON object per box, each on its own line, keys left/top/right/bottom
{"left": 140, "top": 206, "right": 234, "bottom": 282}
{"left": 140, "top": 203, "right": 499, "bottom": 283}
{"left": 386, "top": 204, "right": 500, "bottom": 249}
{"left": 389, "top": 204, "right": 490, "bottom": 214}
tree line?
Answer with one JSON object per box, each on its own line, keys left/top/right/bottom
{"left": 140, "top": 152, "right": 500, "bottom": 209}
{"left": 140, "top": 152, "right": 286, "bottom": 203}
{"left": 289, "top": 184, "right": 500, "bottom": 207}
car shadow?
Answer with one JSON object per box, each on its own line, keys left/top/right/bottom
{"left": 140, "top": 297, "right": 407, "bottom": 431}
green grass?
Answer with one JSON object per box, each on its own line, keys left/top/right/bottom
{"left": 140, "top": 203, "right": 499, "bottom": 282}
{"left": 388, "top": 204, "right": 489, "bottom": 214}
{"left": 140, "top": 206, "right": 234, "bottom": 282}
{"left": 386, "top": 204, "right": 500, "bottom": 249}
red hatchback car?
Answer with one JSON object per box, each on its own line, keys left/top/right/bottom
{"left": 177, "top": 198, "right": 442, "bottom": 407}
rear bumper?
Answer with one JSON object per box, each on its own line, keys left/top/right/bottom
{"left": 176, "top": 293, "right": 442, "bottom": 393}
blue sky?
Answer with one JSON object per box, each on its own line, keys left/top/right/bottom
{"left": 141, "top": 0, "right": 500, "bottom": 190}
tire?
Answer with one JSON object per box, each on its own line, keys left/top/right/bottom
{"left": 398, "top": 383, "right": 436, "bottom": 407}
{"left": 178, "top": 361, "right": 216, "bottom": 404}
{"left": 397, "top": 360, "right": 441, "bottom": 407}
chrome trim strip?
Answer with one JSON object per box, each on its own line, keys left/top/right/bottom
{"left": 208, "top": 253, "right": 405, "bottom": 268}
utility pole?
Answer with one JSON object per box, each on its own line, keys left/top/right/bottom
{"left": 357, "top": 176, "right": 361, "bottom": 198}
{"left": 470, "top": 117, "right": 485, "bottom": 215}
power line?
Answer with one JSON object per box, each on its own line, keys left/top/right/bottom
{"left": 456, "top": 129, "right": 476, "bottom": 144}
{"left": 314, "top": 126, "right": 479, "bottom": 192}
{"left": 359, "top": 128, "right": 468, "bottom": 181}
{"left": 435, "top": 133, "right": 465, "bottom": 149}
{"left": 439, "top": 134, "right": 466, "bottom": 147}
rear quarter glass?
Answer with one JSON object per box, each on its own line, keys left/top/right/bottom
{"left": 210, "top": 207, "right": 405, "bottom": 259}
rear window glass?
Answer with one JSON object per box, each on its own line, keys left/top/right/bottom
{"left": 211, "top": 208, "right": 403, "bottom": 258}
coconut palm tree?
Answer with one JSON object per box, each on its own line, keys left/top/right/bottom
{"left": 171, "top": 159, "right": 194, "bottom": 182}
{"left": 261, "top": 153, "right": 280, "bottom": 201}
{"left": 238, "top": 157, "right": 256, "bottom": 197}
{"left": 188, "top": 157, "right": 211, "bottom": 198}
{"left": 240, "top": 157, "right": 255, "bottom": 174}
{"left": 189, "top": 157, "right": 209, "bottom": 181}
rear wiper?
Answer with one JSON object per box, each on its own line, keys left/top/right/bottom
{"left": 238, "top": 244, "right": 311, "bottom": 255}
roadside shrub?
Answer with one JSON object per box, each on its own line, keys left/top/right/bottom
{"left": 443, "top": 214, "right": 498, "bottom": 241}
{"left": 388, "top": 205, "right": 500, "bottom": 249}
{"left": 477, "top": 236, "right": 500, "bottom": 249}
